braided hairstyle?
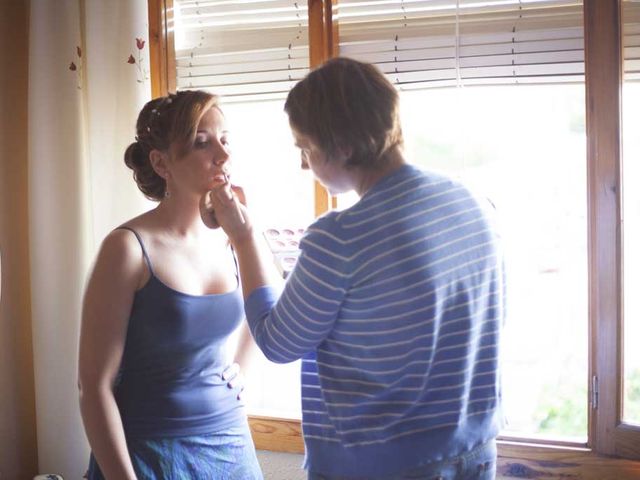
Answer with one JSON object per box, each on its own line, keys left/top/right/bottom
{"left": 124, "top": 90, "right": 219, "bottom": 201}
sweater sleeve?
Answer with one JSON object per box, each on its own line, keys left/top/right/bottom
{"left": 244, "top": 215, "right": 348, "bottom": 363}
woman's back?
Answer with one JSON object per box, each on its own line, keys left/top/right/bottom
{"left": 247, "top": 164, "right": 504, "bottom": 478}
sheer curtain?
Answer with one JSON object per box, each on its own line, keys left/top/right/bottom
{"left": 28, "top": 1, "right": 152, "bottom": 477}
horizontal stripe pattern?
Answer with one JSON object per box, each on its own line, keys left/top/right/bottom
{"left": 245, "top": 164, "right": 504, "bottom": 475}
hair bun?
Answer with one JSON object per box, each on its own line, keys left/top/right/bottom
{"left": 124, "top": 141, "right": 144, "bottom": 170}
{"left": 123, "top": 140, "right": 166, "bottom": 201}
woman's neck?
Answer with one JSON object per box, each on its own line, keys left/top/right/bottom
{"left": 354, "top": 146, "right": 407, "bottom": 197}
{"left": 153, "top": 193, "right": 213, "bottom": 239}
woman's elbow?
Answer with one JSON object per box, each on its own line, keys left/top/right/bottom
{"left": 251, "top": 326, "right": 307, "bottom": 363}
{"left": 77, "top": 372, "right": 114, "bottom": 403}
{"left": 258, "top": 343, "right": 302, "bottom": 364}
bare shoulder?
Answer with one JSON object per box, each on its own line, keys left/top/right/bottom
{"left": 99, "top": 228, "right": 143, "bottom": 264}
{"left": 104, "top": 210, "right": 157, "bottom": 262}
{"left": 90, "top": 226, "right": 149, "bottom": 291}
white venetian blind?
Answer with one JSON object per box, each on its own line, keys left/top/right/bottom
{"left": 337, "top": 0, "right": 587, "bottom": 89}
{"left": 173, "top": 0, "right": 310, "bottom": 102}
{"left": 625, "top": 0, "right": 640, "bottom": 81}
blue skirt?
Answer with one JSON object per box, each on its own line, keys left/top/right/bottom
{"left": 86, "top": 423, "right": 263, "bottom": 480}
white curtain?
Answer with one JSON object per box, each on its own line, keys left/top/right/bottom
{"left": 28, "top": 1, "right": 152, "bottom": 477}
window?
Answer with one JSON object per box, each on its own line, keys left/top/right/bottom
{"left": 398, "top": 85, "right": 588, "bottom": 441}
{"left": 150, "top": 0, "right": 640, "bottom": 464}
{"left": 336, "top": 0, "right": 588, "bottom": 441}
{"left": 171, "top": 0, "right": 315, "bottom": 229}
{"left": 623, "top": 0, "right": 640, "bottom": 426}
{"left": 171, "top": 0, "right": 316, "bottom": 418}
{"left": 623, "top": 82, "right": 640, "bottom": 426}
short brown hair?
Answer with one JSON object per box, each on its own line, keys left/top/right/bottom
{"left": 284, "top": 57, "right": 403, "bottom": 170}
{"left": 124, "top": 90, "right": 219, "bottom": 201}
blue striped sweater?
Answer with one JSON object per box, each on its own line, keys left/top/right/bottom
{"left": 245, "top": 164, "right": 505, "bottom": 478}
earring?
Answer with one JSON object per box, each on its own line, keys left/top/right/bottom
{"left": 164, "top": 176, "right": 171, "bottom": 198}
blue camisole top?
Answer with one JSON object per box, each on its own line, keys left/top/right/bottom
{"left": 113, "top": 227, "right": 246, "bottom": 438}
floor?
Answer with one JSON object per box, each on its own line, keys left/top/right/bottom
{"left": 257, "top": 450, "right": 306, "bottom": 480}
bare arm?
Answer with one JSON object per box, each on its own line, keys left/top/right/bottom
{"left": 78, "top": 230, "right": 143, "bottom": 480}
{"left": 232, "top": 321, "right": 259, "bottom": 370}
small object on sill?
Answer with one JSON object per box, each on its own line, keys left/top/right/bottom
{"left": 263, "top": 227, "right": 305, "bottom": 278}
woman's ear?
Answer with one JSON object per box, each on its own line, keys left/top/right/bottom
{"left": 335, "top": 144, "right": 353, "bottom": 164}
{"left": 149, "top": 149, "right": 170, "bottom": 180}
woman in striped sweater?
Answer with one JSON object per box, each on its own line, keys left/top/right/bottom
{"left": 204, "top": 57, "right": 505, "bottom": 480}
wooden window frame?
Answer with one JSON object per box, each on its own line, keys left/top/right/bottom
{"left": 586, "top": 0, "right": 640, "bottom": 461}
{"left": 308, "top": 0, "right": 338, "bottom": 214}
{"left": 148, "top": 0, "right": 640, "bottom": 475}
{"left": 148, "top": 0, "right": 175, "bottom": 98}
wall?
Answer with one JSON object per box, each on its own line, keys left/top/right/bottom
{"left": 0, "top": 0, "right": 39, "bottom": 478}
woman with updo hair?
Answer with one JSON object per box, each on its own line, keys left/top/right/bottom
{"left": 78, "top": 90, "right": 263, "bottom": 479}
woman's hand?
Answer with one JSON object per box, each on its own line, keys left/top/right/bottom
{"left": 200, "top": 177, "right": 253, "bottom": 245}
{"left": 222, "top": 362, "right": 245, "bottom": 401}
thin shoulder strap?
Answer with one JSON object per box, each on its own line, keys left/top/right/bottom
{"left": 116, "top": 226, "right": 155, "bottom": 275}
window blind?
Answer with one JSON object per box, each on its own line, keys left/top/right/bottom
{"left": 337, "top": 0, "right": 587, "bottom": 89}
{"left": 174, "top": 0, "right": 310, "bottom": 102}
{"left": 625, "top": 0, "right": 640, "bottom": 81}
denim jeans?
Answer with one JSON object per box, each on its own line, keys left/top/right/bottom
{"left": 308, "top": 439, "right": 497, "bottom": 480}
